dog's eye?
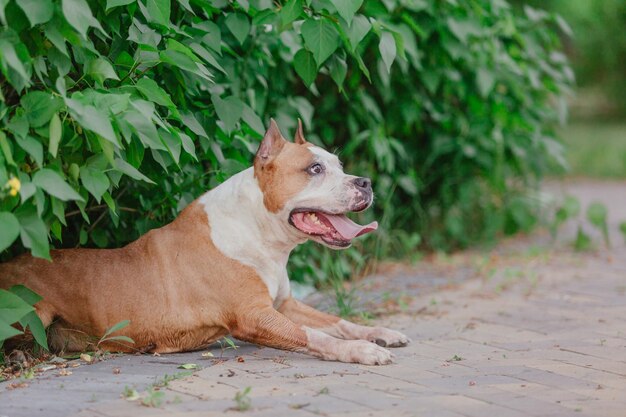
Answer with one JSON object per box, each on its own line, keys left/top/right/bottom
{"left": 307, "top": 163, "right": 324, "bottom": 175}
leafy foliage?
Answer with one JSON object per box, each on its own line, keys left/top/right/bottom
{"left": 0, "top": 0, "right": 571, "bottom": 286}
{"left": 0, "top": 285, "right": 48, "bottom": 351}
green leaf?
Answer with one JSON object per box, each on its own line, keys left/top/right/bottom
{"left": 9, "top": 285, "right": 42, "bottom": 305}
{"left": 347, "top": 15, "right": 371, "bottom": 50}
{"left": 301, "top": 18, "right": 340, "bottom": 66}
{"left": 136, "top": 77, "right": 175, "bottom": 108}
{"left": 330, "top": 0, "right": 362, "bottom": 26}
{"left": 20, "top": 311, "right": 49, "bottom": 350}
{"left": 178, "top": 363, "right": 198, "bottom": 369}
{"left": 87, "top": 57, "right": 119, "bottom": 85}
{"left": 379, "top": 31, "right": 396, "bottom": 73}
{"left": 33, "top": 169, "right": 84, "bottom": 202}
{"left": 0, "top": 212, "right": 20, "bottom": 252}
{"left": 15, "top": 206, "right": 50, "bottom": 259}
{"left": 114, "top": 158, "right": 155, "bottom": 184}
{"left": 212, "top": 95, "right": 243, "bottom": 134}
{"left": 107, "top": 0, "right": 135, "bottom": 10}
{"left": 102, "top": 335, "right": 135, "bottom": 344}
{"left": 196, "top": 21, "right": 221, "bottom": 53}
{"left": 0, "top": 289, "right": 34, "bottom": 327}
{"left": 0, "top": 131, "right": 16, "bottom": 166}
{"left": 280, "top": 0, "right": 302, "bottom": 26}
{"left": 178, "top": 132, "right": 197, "bottom": 160}
{"left": 0, "top": 320, "right": 23, "bottom": 341}
{"left": 293, "top": 49, "right": 317, "bottom": 87}
{"left": 0, "top": 130, "right": 15, "bottom": 166}
{"left": 241, "top": 105, "right": 265, "bottom": 136}
{"left": 21, "top": 92, "right": 64, "bottom": 128}
{"left": 80, "top": 166, "right": 110, "bottom": 203}
{"left": 17, "top": 0, "right": 53, "bottom": 26}
{"left": 66, "top": 98, "right": 119, "bottom": 147}
{"left": 180, "top": 112, "right": 208, "bottom": 138}
{"left": 49, "top": 113, "right": 62, "bottom": 157}
{"left": 225, "top": 13, "right": 250, "bottom": 45}
{"left": 146, "top": 0, "right": 170, "bottom": 26}
{"left": 476, "top": 68, "right": 495, "bottom": 98}
{"left": 0, "top": 39, "right": 31, "bottom": 86}
{"left": 62, "top": 0, "right": 105, "bottom": 39}
{"left": 15, "top": 135, "right": 43, "bottom": 168}
{"left": 0, "top": 0, "right": 9, "bottom": 24}
{"left": 9, "top": 285, "right": 48, "bottom": 350}
{"left": 328, "top": 55, "right": 347, "bottom": 91}
{"left": 102, "top": 319, "right": 130, "bottom": 339}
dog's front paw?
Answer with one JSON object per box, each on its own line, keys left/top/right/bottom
{"left": 345, "top": 340, "right": 394, "bottom": 365}
{"left": 366, "top": 327, "right": 411, "bottom": 348}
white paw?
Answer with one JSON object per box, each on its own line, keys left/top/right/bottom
{"left": 345, "top": 340, "right": 394, "bottom": 365}
{"left": 366, "top": 327, "right": 411, "bottom": 348}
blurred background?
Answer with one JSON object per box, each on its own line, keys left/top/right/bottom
{"left": 515, "top": 0, "right": 626, "bottom": 178}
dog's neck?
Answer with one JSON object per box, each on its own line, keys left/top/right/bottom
{"left": 198, "top": 168, "right": 305, "bottom": 301}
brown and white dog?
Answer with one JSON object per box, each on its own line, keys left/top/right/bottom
{"left": 0, "top": 120, "right": 409, "bottom": 365}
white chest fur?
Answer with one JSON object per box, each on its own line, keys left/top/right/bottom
{"left": 198, "top": 168, "right": 297, "bottom": 306}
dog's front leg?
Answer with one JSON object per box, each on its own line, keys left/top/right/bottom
{"left": 230, "top": 305, "right": 394, "bottom": 365}
{"left": 278, "top": 298, "right": 410, "bottom": 348}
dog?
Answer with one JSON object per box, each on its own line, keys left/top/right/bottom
{"left": 0, "top": 120, "right": 409, "bottom": 365}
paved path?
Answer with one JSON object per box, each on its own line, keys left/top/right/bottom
{"left": 2, "top": 180, "right": 625, "bottom": 417}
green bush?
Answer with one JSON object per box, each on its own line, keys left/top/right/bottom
{"left": 0, "top": 0, "right": 571, "bottom": 285}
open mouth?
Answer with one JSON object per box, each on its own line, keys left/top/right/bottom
{"left": 289, "top": 209, "right": 378, "bottom": 247}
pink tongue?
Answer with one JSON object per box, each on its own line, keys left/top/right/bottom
{"left": 317, "top": 213, "right": 378, "bottom": 240}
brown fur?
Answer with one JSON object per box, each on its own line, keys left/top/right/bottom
{"left": 0, "top": 202, "right": 304, "bottom": 353}
{"left": 254, "top": 136, "right": 314, "bottom": 213}
{"left": 278, "top": 297, "right": 340, "bottom": 329}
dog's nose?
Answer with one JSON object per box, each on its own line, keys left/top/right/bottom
{"left": 353, "top": 177, "right": 372, "bottom": 191}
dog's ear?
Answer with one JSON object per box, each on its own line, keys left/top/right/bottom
{"left": 256, "top": 119, "right": 286, "bottom": 165}
{"left": 294, "top": 119, "right": 307, "bottom": 145}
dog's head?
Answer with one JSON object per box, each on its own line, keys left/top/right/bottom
{"left": 253, "top": 119, "right": 377, "bottom": 249}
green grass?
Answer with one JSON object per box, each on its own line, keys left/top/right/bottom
{"left": 560, "top": 121, "right": 626, "bottom": 178}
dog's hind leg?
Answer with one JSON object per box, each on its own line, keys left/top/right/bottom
{"left": 277, "top": 297, "right": 410, "bottom": 348}
{"left": 232, "top": 302, "right": 393, "bottom": 365}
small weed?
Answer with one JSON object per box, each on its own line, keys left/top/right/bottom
{"left": 22, "top": 368, "right": 35, "bottom": 380}
{"left": 573, "top": 226, "right": 592, "bottom": 252}
{"left": 551, "top": 196, "right": 580, "bottom": 239}
{"left": 141, "top": 388, "right": 165, "bottom": 408}
{"left": 97, "top": 320, "right": 135, "bottom": 349}
{"left": 620, "top": 222, "right": 626, "bottom": 243}
{"left": 317, "top": 387, "right": 329, "bottom": 395}
{"left": 447, "top": 354, "right": 463, "bottom": 362}
{"left": 332, "top": 280, "right": 359, "bottom": 318}
{"left": 122, "top": 386, "right": 140, "bottom": 401}
{"left": 587, "top": 202, "right": 610, "bottom": 247}
{"left": 217, "top": 337, "right": 239, "bottom": 358}
{"left": 152, "top": 371, "right": 193, "bottom": 388}
{"left": 233, "top": 386, "right": 252, "bottom": 411}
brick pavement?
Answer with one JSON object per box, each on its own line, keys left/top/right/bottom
{"left": 63, "top": 237, "right": 626, "bottom": 417}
